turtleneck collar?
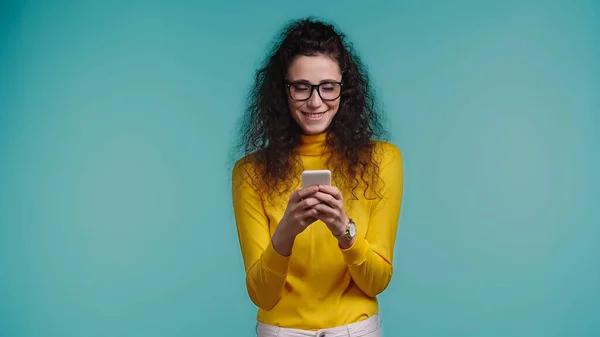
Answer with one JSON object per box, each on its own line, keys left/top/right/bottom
{"left": 297, "top": 132, "right": 329, "bottom": 156}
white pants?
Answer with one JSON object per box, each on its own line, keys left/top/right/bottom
{"left": 256, "top": 315, "right": 381, "bottom": 337}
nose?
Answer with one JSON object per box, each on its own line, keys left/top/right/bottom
{"left": 306, "top": 87, "right": 323, "bottom": 108}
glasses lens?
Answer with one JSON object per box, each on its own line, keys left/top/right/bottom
{"left": 289, "top": 83, "right": 312, "bottom": 100}
{"left": 319, "top": 83, "right": 341, "bottom": 100}
{"left": 288, "top": 82, "right": 342, "bottom": 100}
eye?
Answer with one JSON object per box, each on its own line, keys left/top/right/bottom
{"left": 292, "top": 84, "right": 310, "bottom": 92}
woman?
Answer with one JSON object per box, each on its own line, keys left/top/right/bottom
{"left": 232, "top": 17, "right": 403, "bottom": 337}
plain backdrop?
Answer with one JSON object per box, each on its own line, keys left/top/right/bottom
{"left": 1, "top": 1, "right": 599, "bottom": 336}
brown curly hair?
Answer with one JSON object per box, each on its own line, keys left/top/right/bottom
{"left": 235, "top": 17, "right": 388, "bottom": 201}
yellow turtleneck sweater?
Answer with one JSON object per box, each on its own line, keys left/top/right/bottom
{"left": 231, "top": 133, "right": 403, "bottom": 330}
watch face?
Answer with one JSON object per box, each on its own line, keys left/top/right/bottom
{"left": 348, "top": 221, "right": 357, "bottom": 237}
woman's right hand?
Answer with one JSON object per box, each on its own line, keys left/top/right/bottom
{"left": 272, "top": 185, "right": 320, "bottom": 256}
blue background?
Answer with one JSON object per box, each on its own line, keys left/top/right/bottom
{"left": 1, "top": 1, "right": 598, "bottom": 336}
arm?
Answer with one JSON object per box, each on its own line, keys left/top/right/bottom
{"left": 339, "top": 144, "right": 403, "bottom": 297}
{"left": 231, "top": 161, "right": 290, "bottom": 310}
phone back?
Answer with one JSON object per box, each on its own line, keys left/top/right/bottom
{"left": 302, "top": 170, "right": 331, "bottom": 188}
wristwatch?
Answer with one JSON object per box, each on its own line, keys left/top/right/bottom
{"left": 337, "top": 218, "right": 357, "bottom": 240}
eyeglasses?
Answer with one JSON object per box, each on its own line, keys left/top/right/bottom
{"left": 286, "top": 81, "right": 343, "bottom": 101}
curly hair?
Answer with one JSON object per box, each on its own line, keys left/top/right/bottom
{"left": 235, "top": 17, "right": 388, "bottom": 201}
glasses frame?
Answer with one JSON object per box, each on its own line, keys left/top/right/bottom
{"left": 285, "top": 81, "right": 344, "bottom": 101}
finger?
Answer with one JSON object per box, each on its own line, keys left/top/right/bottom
{"left": 305, "top": 217, "right": 318, "bottom": 226}
{"left": 313, "top": 203, "right": 337, "bottom": 217}
{"left": 300, "top": 209, "right": 319, "bottom": 225}
{"left": 290, "top": 186, "right": 319, "bottom": 203}
{"left": 317, "top": 185, "right": 343, "bottom": 200}
{"left": 297, "top": 197, "right": 321, "bottom": 210}
{"left": 311, "top": 192, "right": 339, "bottom": 208}
{"left": 312, "top": 208, "right": 334, "bottom": 226}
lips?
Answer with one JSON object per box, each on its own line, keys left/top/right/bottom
{"left": 302, "top": 111, "right": 327, "bottom": 120}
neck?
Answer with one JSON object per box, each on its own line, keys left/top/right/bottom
{"left": 298, "top": 132, "right": 328, "bottom": 156}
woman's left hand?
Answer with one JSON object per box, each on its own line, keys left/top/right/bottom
{"left": 312, "top": 185, "right": 349, "bottom": 237}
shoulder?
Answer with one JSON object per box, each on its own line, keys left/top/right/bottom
{"left": 232, "top": 154, "right": 252, "bottom": 172}
{"left": 371, "top": 141, "right": 403, "bottom": 192}
{"left": 232, "top": 153, "right": 258, "bottom": 183}
{"left": 372, "top": 140, "right": 402, "bottom": 166}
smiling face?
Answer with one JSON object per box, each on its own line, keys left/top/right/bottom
{"left": 286, "top": 54, "right": 342, "bottom": 135}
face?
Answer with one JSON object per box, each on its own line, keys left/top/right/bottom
{"left": 286, "top": 54, "right": 342, "bottom": 135}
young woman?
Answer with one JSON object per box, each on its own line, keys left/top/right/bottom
{"left": 231, "top": 18, "right": 403, "bottom": 337}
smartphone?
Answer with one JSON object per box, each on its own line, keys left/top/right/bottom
{"left": 302, "top": 169, "right": 331, "bottom": 188}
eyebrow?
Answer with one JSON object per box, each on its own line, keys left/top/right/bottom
{"left": 287, "top": 78, "right": 341, "bottom": 84}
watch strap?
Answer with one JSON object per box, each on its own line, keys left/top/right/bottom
{"left": 335, "top": 218, "right": 355, "bottom": 240}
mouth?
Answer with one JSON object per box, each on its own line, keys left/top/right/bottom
{"left": 302, "top": 111, "right": 327, "bottom": 120}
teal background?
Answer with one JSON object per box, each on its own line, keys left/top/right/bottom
{"left": 1, "top": 0, "right": 598, "bottom": 336}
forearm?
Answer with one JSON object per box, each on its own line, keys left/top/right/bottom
{"left": 340, "top": 237, "right": 393, "bottom": 297}
{"left": 272, "top": 225, "right": 296, "bottom": 257}
{"left": 245, "top": 240, "right": 291, "bottom": 310}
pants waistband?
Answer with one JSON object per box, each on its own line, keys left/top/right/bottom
{"left": 256, "top": 315, "right": 381, "bottom": 337}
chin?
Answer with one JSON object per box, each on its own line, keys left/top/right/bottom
{"left": 298, "top": 117, "right": 332, "bottom": 134}
{"left": 300, "top": 123, "right": 329, "bottom": 135}
{"left": 302, "top": 129, "right": 324, "bottom": 135}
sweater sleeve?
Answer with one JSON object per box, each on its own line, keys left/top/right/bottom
{"left": 231, "top": 160, "right": 290, "bottom": 310}
{"left": 339, "top": 143, "right": 404, "bottom": 297}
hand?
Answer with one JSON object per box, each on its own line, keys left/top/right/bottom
{"left": 312, "top": 185, "right": 349, "bottom": 238}
{"left": 272, "top": 186, "right": 320, "bottom": 256}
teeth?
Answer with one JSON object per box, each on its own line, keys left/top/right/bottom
{"left": 306, "top": 112, "right": 325, "bottom": 117}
